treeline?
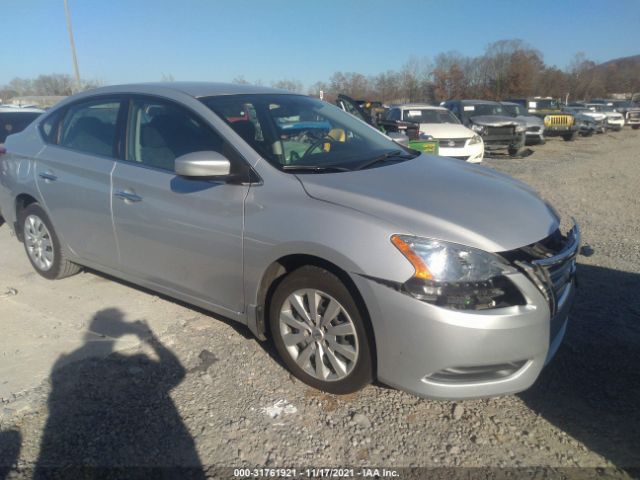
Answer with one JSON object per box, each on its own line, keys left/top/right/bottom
{"left": 3, "top": 40, "right": 638, "bottom": 106}
{"left": 0, "top": 74, "right": 102, "bottom": 102}
{"left": 305, "top": 40, "right": 640, "bottom": 104}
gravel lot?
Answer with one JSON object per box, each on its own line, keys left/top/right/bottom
{"left": 1, "top": 130, "right": 639, "bottom": 479}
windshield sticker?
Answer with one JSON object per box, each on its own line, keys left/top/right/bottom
{"left": 408, "top": 110, "right": 422, "bottom": 116}
{"left": 529, "top": 102, "right": 537, "bottom": 108}
{"left": 463, "top": 106, "right": 475, "bottom": 111}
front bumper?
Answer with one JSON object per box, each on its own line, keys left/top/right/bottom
{"left": 352, "top": 225, "right": 579, "bottom": 400}
{"left": 438, "top": 141, "right": 484, "bottom": 163}
{"left": 543, "top": 125, "right": 578, "bottom": 137}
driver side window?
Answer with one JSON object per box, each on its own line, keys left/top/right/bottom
{"left": 126, "top": 99, "right": 223, "bottom": 171}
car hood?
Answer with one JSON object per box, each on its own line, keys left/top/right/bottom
{"left": 516, "top": 115, "right": 544, "bottom": 127}
{"left": 417, "top": 123, "right": 474, "bottom": 139}
{"left": 468, "top": 115, "right": 523, "bottom": 127}
{"left": 298, "top": 155, "right": 559, "bottom": 253}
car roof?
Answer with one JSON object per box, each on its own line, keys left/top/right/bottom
{"left": 458, "top": 99, "right": 501, "bottom": 105}
{"left": 79, "top": 82, "right": 293, "bottom": 99}
{"left": 500, "top": 101, "right": 520, "bottom": 106}
{"left": 396, "top": 103, "right": 445, "bottom": 110}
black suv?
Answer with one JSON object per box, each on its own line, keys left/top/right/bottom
{"left": 442, "top": 100, "right": 525, "bottom": 156}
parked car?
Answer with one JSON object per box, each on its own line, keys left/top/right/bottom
{"left": 507, "top": 97, "right": 578, "bottom": 141}
{"left": 0, "top": 82, "right": 579, "bottom": 400}
{"left": 584, "top": 103, "right": 625, "bottom": 131}
{"left": 562, "top": 106, "right": 606, "bottom": 137}
{"left": 563, "top": 103, "right": 607, "bottom": 133}
{"left": 442, "top": 100, "right": 526, "bottom": 156}
{"left": 590, "top": 99, "right": 640, "bottom": 129}
{"left": 384, "top": 104, "right": 483, "bottom": 163}
{"left": 336, "top": 95, "right": 439, "bottom": 154}
{"left": 0, "top": 106, "right": 45, "bottom": 144}
{"left": 500, "top": 102, "right": 545, "bottom": 145}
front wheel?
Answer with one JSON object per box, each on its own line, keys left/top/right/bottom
{"left": 508, "top": 146, "right": 521, "bottom": 157}
{"left": 19, "top": 203, "right": 81, "bottom": 280}
{"left": 269, "top": 266, "right": 374, "bottom": 395}
{"left": 632, "top": 125, "right": 640, "bottom": 130}
{"left": 562, "top": 132, "right": 576, "bottom": 141}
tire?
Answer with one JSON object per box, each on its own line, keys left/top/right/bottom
{"left": 508, "top": 146, "right": 520, "bottom": 157}
{"left": 19, "top": 203, "right": 81, "bottom": 280}
{"left": 632, "top": 125, "right": 640, "bottom": 130}
{"left": 269, "top": 265, "right": 374, "bottom": 395}
{"left": 562, "top": 132, "right": 576, "bottom": 141}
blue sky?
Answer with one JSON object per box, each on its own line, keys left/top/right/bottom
{"left": 3, "top": 0, "right": 639, "bottom": 88}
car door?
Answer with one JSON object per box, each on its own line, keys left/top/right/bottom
{"left": 35, "top": 97, "right": 123, "bottom": 266}
{"left": 111, "top": 96, "right": 248, "bottom": 313}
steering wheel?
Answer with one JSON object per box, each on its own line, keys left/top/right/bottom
{"left": 302, "top": 135, "right": 336, "bottom": 159}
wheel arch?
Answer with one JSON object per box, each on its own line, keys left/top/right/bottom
{"left": 253, "top": 253, "right": 377, "bottom": 374}
{"left": 14, "top": 193, "right": 40, "bottom": 241}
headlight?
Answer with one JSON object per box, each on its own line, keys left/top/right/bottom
{"left": 391, "top": 235, "right": 525, "bottom": 310}
{"left": 468, "top": 134, "right": 482, "bottom": 145}
{"left": 470, "top": 124, "right": 485, "bottom": 134}
{"left": 515, "top": 124, "right": 526, "bottom": 133}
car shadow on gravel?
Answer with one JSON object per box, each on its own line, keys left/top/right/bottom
{"left": 0, "top": 429, "right": 21, "bottom": 480}
{"left": 32, "top": 308, "right": 205, "bottom": 479}
{"left": 519, "top": 264, "right": 640, "bottom": 473}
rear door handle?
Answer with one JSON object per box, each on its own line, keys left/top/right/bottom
{"left": 38, "top": 171, "right": 58, "bottom": 182}
{"left": 114, "top": 190, "right": 143, "bottom": 203}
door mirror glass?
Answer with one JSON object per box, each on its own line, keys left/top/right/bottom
{"left": 175, "top": 151, "right": 231, "bottom": 178}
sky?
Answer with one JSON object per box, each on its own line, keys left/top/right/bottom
{"left": 2, "top": 0, "right": 640, "bottom": 89}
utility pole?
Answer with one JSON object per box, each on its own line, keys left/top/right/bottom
{"left": 63, "top": 0, "right": 82, "bottom": 92}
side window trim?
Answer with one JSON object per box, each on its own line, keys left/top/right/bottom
{"left": 120, "top": 94, "right": 259, "bottom": 185}
{"left": 51, "top": 95, "right": 126, "bottom": 160}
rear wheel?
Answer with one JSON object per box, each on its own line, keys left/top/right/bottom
{"left": 269, "top": 266, "right": 374, "bottom": 395}
{"left": 19, "top": 203, "right": 81, "bottom": 280}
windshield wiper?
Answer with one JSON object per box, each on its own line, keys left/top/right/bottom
{"left": 281, "top": 164, "right": 351, "bottom": 173}
{"left": 355, "top": 150, "right": 418, "bottom": 171}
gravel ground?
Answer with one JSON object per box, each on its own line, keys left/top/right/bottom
{"left": 1, "top": 130, "right": 639, "bottom": 479}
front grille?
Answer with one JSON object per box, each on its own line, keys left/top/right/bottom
{"left": 486, "top": 126, "right": 514, "bottom": 136}
{"left": 437, "top": 138, "right": 467, "bottom": 148}
{"left": 628, "top": 111, "right": 640, "bottom": 120}
{"left": 500, "top": 222, "right": 580, "bottom": 316}
{"left": 544, "top": 115, "right": 573, "bottom": 127}
{"left": 449, "top": 155, "right": 470, "bottom": 161}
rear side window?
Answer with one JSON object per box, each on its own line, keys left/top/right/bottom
{"left": 40, "top": 109, "right": 65, "bottom": 144}
{"left": 126, "top": 98, "right": 222, "bottom": 172}
{"left": 59, "top": 100, "right": 121, "bottom": 157}
{"left": 0, "top": 112, "right": 42, "bottom": 143}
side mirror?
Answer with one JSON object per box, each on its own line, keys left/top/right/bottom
{"left": 175, "top": 151, "right": 231, "bottom": 178}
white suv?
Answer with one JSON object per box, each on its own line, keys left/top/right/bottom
{"left": 386, "top": 104, "right": 483, "bottom": 163}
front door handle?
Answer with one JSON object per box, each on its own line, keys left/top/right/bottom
{"left": 38, "top": 171, "right": 58, "bottom": 182}
{"left": 114, "top": 190, "right": 143, "bottom": 203}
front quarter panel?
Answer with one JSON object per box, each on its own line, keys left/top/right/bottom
{"left": 243, "top": 166, "right": 415, "bottom": 308}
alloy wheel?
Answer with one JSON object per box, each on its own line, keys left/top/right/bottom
{"left": 24, "top": 214, "right": 54, "bottom": 271}
{"left": 278, "top": 289, "right": 359, "bottom": 382}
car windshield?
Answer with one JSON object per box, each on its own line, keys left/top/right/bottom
{"left": 502, "top": 104, "right": 525, "bottom": 117}
{"left": 463, "top": 104, "right": 504, "bottom": 117}
{"left": 529, "top": 99, "right": 558, "bottom": 109}
{"left": 202, "top": 94, "right": 414, "bottom": 172}
{"left": 402, "top": 108, "right": 460, "bottom": 124}
{"left": 0, "top": 112, "right": 42, "bottom": 143}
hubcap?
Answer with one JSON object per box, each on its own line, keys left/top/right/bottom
{"left": 279, "top": 289, "right": 358, "bottom": 382}
{"left": 24, "top": 215, "right": 54, "bottom": 271}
